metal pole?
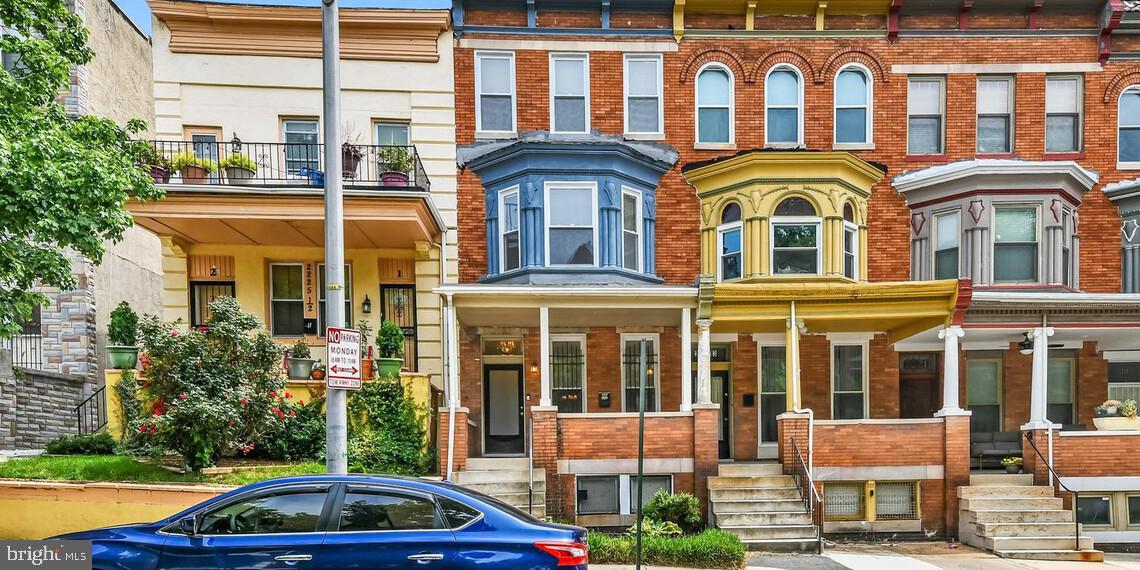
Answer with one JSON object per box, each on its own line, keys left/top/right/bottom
{"left": 322, "top": 0, "right": 347, "bottom": 475}
{"left": 635, "top": 339, "right": 648, "bottom": 570}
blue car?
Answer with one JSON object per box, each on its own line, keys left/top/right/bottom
{"left": 53, "top": 475, "right": 588, "bottom": 569}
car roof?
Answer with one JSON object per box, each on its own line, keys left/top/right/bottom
{"left": 240, "top": 474, "right": 458, "bottom": 494}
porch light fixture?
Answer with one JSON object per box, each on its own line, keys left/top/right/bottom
{"left": 362, "top": 294, "right": 372, "bottom": 314}
{"left": 530, "top": 363, "right": 538, "bottom": 375}
{"left": 1018, "top": 332, "right": 1034, "bottom": 355}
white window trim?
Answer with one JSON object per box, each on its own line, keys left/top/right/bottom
{"left": 717, "top": 221, "right": 744, "bottom": 282}
{"left": 621, "top": 186, "right": 644, "bottom": 273}
{"left": 498, "top": 185, "right": 521, "bottom": 274}
{"left": 620, "top": 332, "right": 662, "bottom": 412}
{"left": 830, "top": 341, "right": 870, "bottom": 420}
{"left": 1119, "top": 86, "right": 1140, "bottom": 170}
{"left": 756, "top": 342, "right": 787, "bottom": 455}
{"left": 770, "top": 216, "right": 822, "bottom": 276}
{"left": 373, "top": 121, "right": 410, "bottom": 146}
{"left": 317, "top": 263, "right": 353, "bottom": 337}
{"left": 550, "top": 333, "right": 588, "bottom": 413}
{"left": 694, "top": 62, "right": 735, "bottom": 147}
{"left": 549, "top": 52, "right": 590, "bottom": 135}
{"left": 833, "top": 63, "right": 874, "bottom": 149}
{"left": 1044, "top": 74, "right": 1083, "bottom": 154}
{"left": 991, "top": 203, "right": 1042, "bottom": 285}
{"left": 543, "top": 181, "right": 599, "bottom": 268}
{"left": 474, "top": 50, "right": 517, "bottom": 138}
{"left": 976, "top": 75, "right": 1016, "bottom": 155}
{"left": 764, "top": 64, "right": 805, "bottom": 148}
{"left": 907, "top": 76, "right": 946, "bottom": 156}
{"left": 843, "top": 220, "right": 859, "bottom": 280}
{"left": 269, "top": 262, "right": 304, "bottom": 337}
{"left": 623, "top": 54, "right": 665, "bottom": 138}
{"left": 932, "top": 209, "right": 961, "bottom": 280}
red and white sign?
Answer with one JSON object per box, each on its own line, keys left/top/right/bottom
{"left": 325, "top": 327, "right": 362, "bottom": 390}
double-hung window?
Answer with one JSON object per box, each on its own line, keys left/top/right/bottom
{"left": 1062, "top": 210, "right": 1073, "bottom": 287}
{"left": 545, "top": 183, "right": 596, "bottom": 266}
{"left": 550, "top": 53, "right": 589, "bottom": 134}
{"left": 1120, "top": 86, "right": 1140, "bottom": 166}
{"left": 696, "top": 64, "right": 733, "bottom": 144}
{"left": 1108, "top": 361, "right": 1140, "bottom": 402}
{"left": 1047, "top": 355, "right": 1076, "bottom": 425}
{"left": 625, "top": 55, "right": 663, "bottom": 136}
{"left": 318, "top": 264, "right": 352, "bottom": 335}
{"left": 835, "top": 66, "right": 871, "bottom": 145}
{"left": 717, "top": 203, "right": 743, "bottom": 281}
{"left": 842, "top": 204, "right": 858, "bottom": 280}
{"left": 1046, "top": 76, "right": 1082, "bottom": 153}
{"left": 977, "top": 77, "right": 1014, "bottom": 154}
{"left": 993, "top": 206, "right": 1038, "bottom": 283}
{"left": 550, "top": 334, "right": 586, "bottom": 413}
{"left": 832, "top": 344, "right": 866, "bottom": 420}
{"left": 966, "top": 358, "right": 1002, "bottom": 433}
{"left": 282, "top": 119, "right": 319, "bottom": 175}
{"left": 500, "top": 187, "right": 521, "bottom": 272}
{"left": 933, "top": 210, "right": 960, "bottom": 280}
{"left": 269, "top": 263, "right": 304, "bottom": 336}
{"left": 621, "top": 334, "right": 659, "bottom": 412}
{"left": 622, "top": 188, "right": 642, "bottom": 272}
{"left": 765, "top": 65, "right": 802, "bottom": 146}
{"left": 907, "top": 77, "right": 944, "bottom": 155}
{"left": 475, "top": 51, "right": 516, "bottom": 135}
{"left": 771, "top": 197, "right": 820, "bottom": 275}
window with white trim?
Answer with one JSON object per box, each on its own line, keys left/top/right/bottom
{"left": 835, "top": 66, "right": 871, "bottom": 145}
{"left": 977, "top": 76, "right": 1014, "bottom": 154}
{"left": 1047, "top": 355, "right": 1075, "bottom": 425}
{"left": 621, "top": 333, "right": 659, "bottom": 412}
{"left": 318, "top": 264, "right": 352, "bottom": 336}
{"left": 933, "top": 210, "right": 960, "bottom": 280}
{"left": 551, "top": 53, "right": 589, "bottom": 134}
{"left": 832, "top": 344, "right": 866, "bottom": 420}
{"left": 269, "top": 263, "right": 304, "bottom": 336}
{"left": 282, "top": 119, "right": 319, "bottom": 175}
{"left": 696, "top": 64, "right": 732, "bottom": 144}
{"left": 1062, "top": 209, "right": 1073, "bottom": 287}
{"left": 625, "top": 54, "right": 663, "bottom": 135}
{"left": 765, "top": 65, "right": 802, "bottom": 146}
{"left": 1046, "top": 76, "right": 1082, "bottom": 153}
{"left": 843, "top": 203, "right": 857, "bottom": 280}
{"left": 550, "top": 334, "right": 586, "bottom": 414}
{"left": 622, "top": 188, "right": 642, "bottom": 272}
{"left": 500, "top": 188, "right": 521, "bottom": 272}
{"left": 966, "top": 357, "right": 1002, "bottom": 434}
{"left": 1120, "top": 86, "right": 1140, "bottom": 165}
{"left": 771, "top": 197, "right": 820, "bottom": 275}
{"left": 907, "top": 77, "right": 944, "bottom": 155}
{"left": 476, "top": 51, "right": 516, "bottom": 134}
{"left": 545, "top": 183, "right": 597, "bottom": 266}
{"left": 717, "top": 202, "right": 742, "bottom": 281}
{"left": 993, "top": 205, "right": 1039, "bottom": 283}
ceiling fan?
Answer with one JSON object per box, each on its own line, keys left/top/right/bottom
{"left": 1017, "top": 332, "right": 1065, "bottom": 355}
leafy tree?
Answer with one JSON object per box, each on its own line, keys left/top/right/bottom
{"left": 0, "top": 0, "right": 162, "bottom": 338}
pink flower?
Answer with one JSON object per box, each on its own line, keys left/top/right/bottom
{"left": 269, "top": 391, "right": 277, "bottom": 398}
{"left": 178, "top": 393, "right": 187, "bottom": 400}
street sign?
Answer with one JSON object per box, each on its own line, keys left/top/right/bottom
{"left": 325, "top": 327, "right": 362, "bottom": 390}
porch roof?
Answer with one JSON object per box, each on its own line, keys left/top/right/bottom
{"left": 435, "top": 284, "right": 697, "bottom": 328}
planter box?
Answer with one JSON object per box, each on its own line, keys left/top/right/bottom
{"left": 1093, "top": 416, "right": 1140, "bottom": 431}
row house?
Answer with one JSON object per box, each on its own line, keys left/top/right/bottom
{"left": 438, "top": 0, "right": 1140, "bottom": 557}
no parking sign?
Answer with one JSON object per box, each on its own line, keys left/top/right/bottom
{"left": 325, "top": 327, "right": 362, "bottom": 390}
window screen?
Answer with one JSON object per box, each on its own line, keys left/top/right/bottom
{"left": 1109, "top": 362, "right": 1140, "bottom": 402}
{"left": 824, "top": 483, "right": 865, "bottom": 520}
{"left": 875, "top": 482, "right": 918, "bottom": 520}
{"left": 577, "top": 476, "right": 619, "bottom": 515}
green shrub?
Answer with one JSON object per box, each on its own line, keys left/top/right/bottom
{"left": 108, "top": 302, "right": 138, "bottom": 346}
{"left": 290, "top": 338, "right": 312, "bottom": 360}
{"left": 625, "top": 518, "right": 682, "bottom": 538}
{"left": 643, "top": 491, "right": 702, "bottom": 534}
{"left": 376, "top": 320, "right": 405, "bottom": 361}
{"left": 587, "top": 530, "right": 745, "bottom": 569}
{"left": 219, "top": 153, "right": 257, "bottom": 171}
{"left": 253, "top": 397, "right": 327, "bottom": 461}
{"left": 44, "top": 433, "right": 116, "bottom": 455}
{"left": 169, "top": 152, "right": 218, "bottom": 174}
{"left": 346, "top": 377, "right": 429, "bottom": 474}
{"left": 378, "top": 145, "right": 414, "bottom": 173}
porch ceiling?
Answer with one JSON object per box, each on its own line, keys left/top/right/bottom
{"left": 898, "top": 326, "right": 1140, "bottom": 353}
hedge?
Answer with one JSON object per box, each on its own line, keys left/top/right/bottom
{"left": 587, "top": 529, "right": 746, "bottom": 569}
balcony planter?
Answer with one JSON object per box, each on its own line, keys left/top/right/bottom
{"left": 381, "top": 172, "right": 410, "bottom": 186}
{"left": 220, "top": 153, "right": 258, "bottom": 186}
{"left": 149, "top": 165, "right": 171, "bottom": 184}
{"left": 106, "top": 346, "right": 139, "bottom": 370}
{"left": 170, "top": 152, "right": 217, "bottom": 185}
{"left": 378, "top": 146, "right": 414, "bottom": 187}
{"left": 1093, "top": 416, "right": 1140, "bottom": 431}
{"left": 342, "top": 144, "right": 364, "bottom": 178}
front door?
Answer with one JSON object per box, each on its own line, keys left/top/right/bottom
{"left": 711, "top": 370, "right": 732, "bottom": 459}
{"left": 483, "top": 364, "right": 525, "bottom": 455}
{"left": 758, "top": 346, "right": 787, "bottom": 459}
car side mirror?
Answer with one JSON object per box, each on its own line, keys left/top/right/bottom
{"left": 178, "top": 516, "right": 198, "bottom": 536}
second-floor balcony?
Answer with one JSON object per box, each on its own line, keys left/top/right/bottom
{"left": 147, "top": 138, "right": 430, "bottom": 193}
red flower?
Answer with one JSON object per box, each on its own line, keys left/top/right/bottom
{"left": 240, "top": 397, "right": 249, "bottom": 407}
{"left": 271, "top": 406, "right": 280, "bottom": 415}
{"left": 138, "top": 425, "right": 146, "bottom": 433}
{"left": 289, "top": 410, "right": 297, "bottom": 417}
{"left": 298, "top": 400, "right": 305, "bottom": 406}
{"left": 178, "top": 393, "right": 188, "bottom": 400}
{"left": 170, "top": 330, "right": 179, "bottom": 337}
{"left": 269, "top": 391, "right": 277, "bottom": 398}
{"left": 284, "top": 392, "right": 292, "bottom": 399}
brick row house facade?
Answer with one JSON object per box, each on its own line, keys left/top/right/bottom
{"left": 437, "top": 0, "right": 1140, "bottom": 554}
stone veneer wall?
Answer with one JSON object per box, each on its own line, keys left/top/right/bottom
{"left": 37, "top": 257, "right": 98, "bottom": 383}
{"left": 0, "top": 349, "right": 89, "bottom": 450}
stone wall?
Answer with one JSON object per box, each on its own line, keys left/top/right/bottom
{"left": 67, "top": 0, "right": 153, "bottom": 128}
{"left": 0, "top": 349, "right": 89, "bottom": 450}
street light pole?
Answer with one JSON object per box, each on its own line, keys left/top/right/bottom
{"left": 321, "top": 0, "right": 347, "bottom": 475}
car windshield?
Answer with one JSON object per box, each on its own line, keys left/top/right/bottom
{"left": 445, "top": 485, "right": 539, "bottom": 523}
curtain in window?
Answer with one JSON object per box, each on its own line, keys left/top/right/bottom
{"left": 967, "top": 360, "right": 1001, "bottom": 433}
{"left": 832, "top": 345, "right": 864, "bottom": 419}
{"left": 994, "top": 207, "right": 1037, "bottom": 282}
{"left": 479, "top": 57, "right": 513, "bottom": 132}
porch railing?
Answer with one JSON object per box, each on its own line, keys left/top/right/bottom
{"left": 790, "top": 437, "right": 824, "bottom": 554}
{"left": 2, "top": 333, "right": 43, "bottom": 370}
{"left": 76, "top": 385, "right": 107, "bottom": 436}
{"left": 1023, "top": 431, "right": 1081, "bottom": 552}
{"left": 148, "top": 139, "right": 430, "bottom": 192}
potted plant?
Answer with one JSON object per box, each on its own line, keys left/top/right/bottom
{"left": 342, "top": 123, "right": 364, "bottom": 178}
{"left": 170, "top": 151, "right": 217, "bottom": 184}
{"left": 141, "top": 145, "right": 170, "bottom": 183}
{"left": 356, "top": 319, "right": 374, "bottom": 381}
{"left": 310, "top": 360, "right": 326, "bottom": 381}
{"left": 1001, "top": 456, "right": 1023, "bottom": 474}
{"left": 1094, "top": 399, "right": 1140, "bottom": 431}
{"left": 220, "top": 153, "right": 257, "bottom": 184}
{"left": 106, "top": 301, "right": 140, "bottom": 369}
{"left": 378, "top": 146, "right": 414, "bottom": 186}
{"left": 286, "top": 339, "right": 316, "bottom": 380}
{"left": 375, "top": 320, "right": 405, "bottom": 377}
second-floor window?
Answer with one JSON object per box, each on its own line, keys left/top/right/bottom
{"left": 625, "top": 55, "right": 663, "bottom": 136}
{"left": 1119, "top": 86, "right": 1140, "bottom": 166}
{"left": 696, "top": 64, "right": 732, "bottom": 144}
{"left": 771, "top": 197, "right": 820, "bottom": 275}
{"left": 717, "top": 202, "right": 742, "bottom": 281}
{"left": 551, "top": 53, "right": 589, "bottom": 134}
{"left": 993, "top": 205, "right": 1038, "bottom": 283}
{"left": 500, "top": 188, "right": 520, "bottom": 272}
{"left": 835, "top": 66, "right": 871, "bottom": 145}
{"left": 622, "top": 188, "right": 642, "bottom": 272}
{"left": 475, "top": 51, "right": 516, "bottom": 135}
{"left": 545, "top": 183, "right": 596, "bottom": 266}
{"left": 977, "top": 76, "right": 1014, "bottom": 154}
{"left": 933, "top": 210, "right": 960, "bottom": 280}
{"left": 1046, "top": 76, "right": 1081, "bottom": 153}
{"left": 282, "top": 119, "right": 319, "bottom": 175}
{"left": 765, "top": 65, "right": 802, "bottom": 146}
{"left": 843, "top": 204, "right": 857, "bottom": 279}
{"left": 907, "top": 77, "right": 944, "bottom": 155}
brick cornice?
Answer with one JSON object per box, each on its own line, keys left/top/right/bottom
{"left": 818, "top": 48, "right": 889, "bottom": 83}
{"left": 1103, "top": 65, "right": 1140, "bottom": 103}
{"left": 678, "top": 47, "right": 750, "bottom": 84}
{"left": 750, "top": 48, "right": 816, "bottom": 84}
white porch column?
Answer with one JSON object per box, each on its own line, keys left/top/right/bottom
{"left": 696, "top": 319, "right": 713, "bottom": 405}
{"left": 1024, "top": 325, "right": 1055, "bottom": 429}
{"left": 681, "top": 307, "right": 693, "bottom": 412}
{"left": 935, "top": 325, "right": 967, "bottom": 416}
{"left": 539, "top": 305, "right": 552, "bottom": 407}
{"left": 445, "top": 299, "right": 460, "bottom": 407}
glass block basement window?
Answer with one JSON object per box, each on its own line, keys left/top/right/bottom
{"left": 824, "top": 482, "right": 864, "bottom": 521}
{"left": 876, "top": 481, "right": 919, "bottom": 520}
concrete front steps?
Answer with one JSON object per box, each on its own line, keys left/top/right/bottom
{"left": 708, "top": 463, "right": 819, "bottom": 552}
{"left": 958, "top": 473, "right": 1103, "bottom": 562}
{"left": 456, "top": 457, "right": 547, "bottom": 519}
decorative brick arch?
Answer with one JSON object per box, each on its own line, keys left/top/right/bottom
{"left": 819, "top": 48, "right": 888, "bottom": 84}
{"left": 1103, "top": 66, "right": 1140, "bottom": 103}
{"left": 679, "top": 47, "right": 748, "bottom": 84}
{"left": 749, "top": 48, "right": 815, "bottom": 84}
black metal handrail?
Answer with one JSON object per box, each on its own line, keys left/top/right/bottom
{"left": 790, "top": 437, "right": 824, "bottom": 554}
{"left": 146, "top": 139, "right": 430, "bottom": 192}
{"left": 1024, "top": 430, "right": 1081, "bottom": 552}
{"left": 76, "top": 385, "right": 107, "bottom": 436}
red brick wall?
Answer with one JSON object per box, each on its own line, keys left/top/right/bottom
{"left": 1078, "top": 342, "right": 1108, "bottom": 428}
{"left": 558, "top": 415, "right": 695, "bottom": 459}
{"left": 869, "top": 335, "right": 900, "bottom": 419}
{"left": 1001, "top": 345, "right": 1033, "bottom": 432}
{"left": 1026, "top": 429, "right": 1140, "bottom": 486}
{"left": 732, "top": 335, "right": 758, "bottom": 461}
{"left": 438, "top": 409, "right": 469, "bottom": 475}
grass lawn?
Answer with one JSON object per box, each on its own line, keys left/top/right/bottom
{"left": 0, "top": 455, "right": 325, "bottom": 486}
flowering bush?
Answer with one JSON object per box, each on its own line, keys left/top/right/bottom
{"left": 133, "top": 297, "right": 285, "bottom": 471}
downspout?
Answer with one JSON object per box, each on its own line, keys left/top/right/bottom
{"left": 1044, "top": 313, "right": 1054, "bottom": 488}
{"left": 788, "top": 301, "right": 814, "bottom": 475}
{"left": 436, "top": 228, "right": 458, "bottom": 482}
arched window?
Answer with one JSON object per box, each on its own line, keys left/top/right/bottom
{"left": 696, "top": 64, "right": 733, "bottom": 144}
{"left": 843, "top": 203, "right": 858, "bottom": 279}
{"left": 835, "top": 65, "right": 871, "bottom": 145}
{"left": 765, "top": 65, "right": 803, "bottom": 146}
{"left": 771, "top": 197, "right": 820, "bottom": 275}
{"left": 1120, "top": 86, "right": 1140, "bottom": 165}
{"left": 718, "top": 202, "right": 743, "bottom": 281}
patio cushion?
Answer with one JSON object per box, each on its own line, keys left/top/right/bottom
{"left": 993, "top": 431, "right": 1020, "bottom": 443}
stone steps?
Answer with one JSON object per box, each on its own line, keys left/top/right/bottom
{"left": 965, "top": 509, "right": 1074, "bottom": 524}
{"left": 973, "top": 522, "right": 1082, "bottom": 537}
{"left": 708, "top": 475, "right": 797, "bottom": 489}
{"left": 715, "top": 511, "right": 813, "bottom": 527}
{"left": 456, "top": 458, "right": 546, "bottom": 518}
{"left": 719, "top": 524, "right": 818, "bottom": 541}
{"left": 716, "top": 463, "right": 785, "bottom": 477}
{"left": 969, "top": 473, "right": 1035, "bottom": 486}
{"left": 708, "top": 463, "right": 818, "bottom": 553}
{"left": 986, "top": 536, "right": 1095, "bottom": 552}
{"left": 995, "top": 549, "right": 1105, "bottom": 562}
{"left": 958, "top": 485, "right": 1056, "bottom": 498}
{"left": 959, "top": 496, "right": 1064, "bottom": 511}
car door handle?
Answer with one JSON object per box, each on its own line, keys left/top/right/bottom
{"left": 407, "top": 553, "right": 445, "bottom": 563}
{"left": 274, "top": 555, "right": 313, "bottom": 562}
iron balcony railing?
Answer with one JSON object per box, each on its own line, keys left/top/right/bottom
{"left": 147, "top": 139, "right": 430, "bottom": 192}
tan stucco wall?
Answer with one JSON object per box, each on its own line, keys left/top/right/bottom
{"left": 94, "top": 227, "right": 163, "bottom": 372}
{"left": 72, "top": 0, "right": 153, "bottom": 128}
